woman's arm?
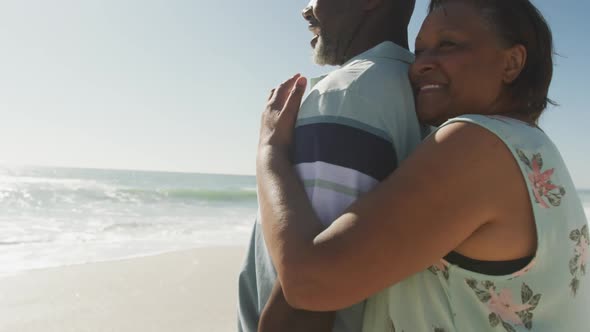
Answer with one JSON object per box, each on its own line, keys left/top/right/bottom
{"left": 258, "top": 76, "right": 523, "bottom": 311}
{"left": 258, "top": 282, "right": 335, "bottom": 332}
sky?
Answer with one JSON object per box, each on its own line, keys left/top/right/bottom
{"left": 0, "top": 0, "right": 588, "bottom": 187}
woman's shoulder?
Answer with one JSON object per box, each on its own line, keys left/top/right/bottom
{"left": 441, "top": 114, "right": 544, "bottom": 139}
{"left": 428, "top": 114, "right": 572, "bottom": 211}
{"left": 427, "top": 116, "right": 514, "bottom": 148}
{"left": 415, "top": 119, "right": 522, "bottom": 182}
{"left": 436, "top": 114, "right": 553, "bottom": 154}
{"left": 418, "top": 118, "right": 535, "bottom": 194}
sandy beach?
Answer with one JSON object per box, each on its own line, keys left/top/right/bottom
{"left": 0, "top": 246, "right": 246, "bottom": 332}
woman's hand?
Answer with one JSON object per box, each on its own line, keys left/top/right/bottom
{"left": 258, "top": 74, "right": 307, "bottom": 158}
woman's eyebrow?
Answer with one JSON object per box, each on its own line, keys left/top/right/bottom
{"left": 415, "top": 27, "right": 461, "bottom": 42}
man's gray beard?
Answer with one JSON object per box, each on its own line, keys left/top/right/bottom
{"left": 313, "top": 35, "right": 342, "bottom": 66}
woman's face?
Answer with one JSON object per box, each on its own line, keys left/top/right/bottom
{"left": 410, "top": 2, "right": 510, "bottom": 126}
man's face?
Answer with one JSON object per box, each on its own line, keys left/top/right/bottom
{"left": 302, "top": 0, "right": 364, "bottom": 66}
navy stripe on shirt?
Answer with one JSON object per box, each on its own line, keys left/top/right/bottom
{"left": 293, "top": 123, "right": 398, "bottom": 181}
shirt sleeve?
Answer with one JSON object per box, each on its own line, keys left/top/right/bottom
{"left": 292, "top": 87, "right": 399, "bottom": 227}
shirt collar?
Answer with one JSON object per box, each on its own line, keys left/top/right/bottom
{"left": 343, "top": 41, "right": 414, "bottom": 67}
{"left": 309, "top": 75, "right": 329, "bottom": 89}
{"left": 309, "top": 41, "right": 414, "bottom": 88}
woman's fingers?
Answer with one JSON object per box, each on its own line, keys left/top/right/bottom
{"left": 268, "top": 74, "right": 301, "bottom": 111}
{"left": 279, "top": 76, "right": 307, "bottom": 125}
{"left": 267, "top": 89, "right": 276, "bottom": 101}
{"left": 259, "top": 74, "right": 306, "bottom": 150}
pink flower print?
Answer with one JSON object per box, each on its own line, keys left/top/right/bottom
{"left": 487, "top": 288, "right": 532, "bottom": 326}
{"left": 517, "top": 149, "right": 566, "bottom": 208}
{"left": 466, "top": 279, "right": 541, "bottom": 330}
{"left": 528, "top": 164, "right": 556, "bottom": 208}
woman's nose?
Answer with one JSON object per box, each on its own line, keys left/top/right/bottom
{"left": 412, "top": 53, "right": 437, "bottom": 76}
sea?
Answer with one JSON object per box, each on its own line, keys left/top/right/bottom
{"left": 0, "top": 166, "right": 258, "bottom": 276}
{"left": 0, "top": 165, "right": 589, "bottom": 277}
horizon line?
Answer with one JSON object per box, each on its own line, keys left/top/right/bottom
{"left": 0, "top": 162, "right": 256, "bottom": 178}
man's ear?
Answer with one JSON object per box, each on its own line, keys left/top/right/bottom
{"left": 503, "top": 44, "right": 527, "bottom": 84}
{"left": 362, "top": 0, "right": 384, "bottom": 11}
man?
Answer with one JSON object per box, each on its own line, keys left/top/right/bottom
{"left": 238, "top": 0, "right": 421, "bottom": 330}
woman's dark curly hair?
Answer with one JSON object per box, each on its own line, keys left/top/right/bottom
{"left": 429, "top": 0, "right": 555, "bottom": 122}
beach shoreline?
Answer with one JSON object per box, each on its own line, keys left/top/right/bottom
{"left": 0, "top": 246, "right": 246, "bottom": 332}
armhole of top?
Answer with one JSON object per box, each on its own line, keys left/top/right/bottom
{"left": 434, "top": 114, "right": 541, "bottom": 280}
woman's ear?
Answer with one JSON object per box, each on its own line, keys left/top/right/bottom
{"left": 503, "top": 44, "right": 527, "bottom": 84}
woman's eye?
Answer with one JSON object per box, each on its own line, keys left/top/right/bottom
{"left": 438, "top": 40, "right": 456, "bottom": 48}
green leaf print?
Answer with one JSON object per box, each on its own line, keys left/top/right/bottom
{"left": 523, "top": 311, "right": 533, "bottom": 330}
{"left": 570, "top": 256, "right": 579, "bottom": 275}
{"left": 570, "top": 277, "right": 580, "bottom": 296}
{"left": 547, "top": 193, "right": 562, "bottom": 207}
{"left": 489, "top": 313, "right": 500, "bottom": 327}
{"left": 532, "top": 153, "right": 543, "bottom": 170}
{"left": 528, "top": 294, "right": 542, "bottom": 310}
{"left": 482, "top": 280, "right": 495, "bottom": 290}
{"left": 466, "top": 278, "right": 478, "bottom": 289}
{"left": 570, "top": 229, "right": 581, "bottom": 242}
{"left": 569, "top": 225, "right": 589, "bottom": 296}
{"left": 502, "top": 320, "right": 517, "bottom": 332}
{"left": 517, "top": 149, "right": 532, "bottom": 169}
{"left": 521, "top": 283, "right": 533, "bottom": 303}
{"left": 560, "top": 187, "right": 567, "bottom": 196}
{"left": 475, "top": 289, "right": 491, "bottom": 302}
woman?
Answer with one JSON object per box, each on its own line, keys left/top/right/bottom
{"left": 258, "top": 0, "right": 589, "bottom": 331}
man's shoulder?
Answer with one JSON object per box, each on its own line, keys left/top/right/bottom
{"left": 352, "top": 56, "right": 410, "bottom": 78}
{"left": 324, "top": 57, "right": 410, "bottom": 89}
{"left": 306, "top": 62, "right": 411, "bottom": 109}
{"left": 298, "top": 46, "right": 417, "bottom": 133}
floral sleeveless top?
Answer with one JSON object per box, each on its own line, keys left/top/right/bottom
{"left": 362, "top": 115, "right": 590, "bottom": 332}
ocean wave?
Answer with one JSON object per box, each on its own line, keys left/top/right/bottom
{"left": 119, "top": 188, "right": 258, "bottom": 202}
{"left": 0, "top": 186, "right": 258, "bottom": 209}
{"left": 102, "top": 222, "right": 163, "bottom": 232}
{"left": 0, "top": 175, "right": 100, "bottom": 188}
